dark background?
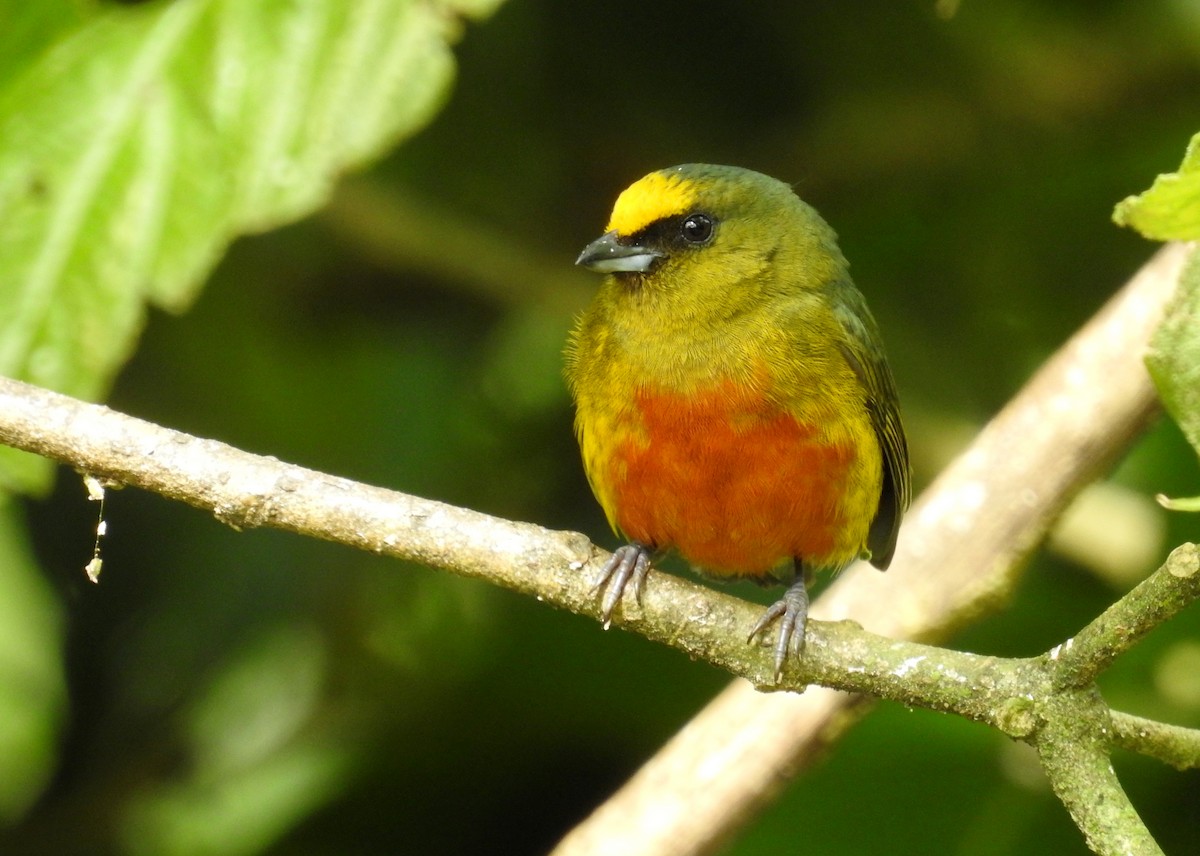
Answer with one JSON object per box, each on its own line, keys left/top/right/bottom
{"left": 10, "top": 1, "right": 1200, "bottom": 853}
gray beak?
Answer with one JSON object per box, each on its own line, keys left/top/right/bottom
{"left": 576, "top": 230, "right": 663, "bottom": 273}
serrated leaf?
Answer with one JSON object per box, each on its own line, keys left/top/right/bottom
{"left": 0, "top": 0, "right": 502, "bottom": 492}
{"left": 1113, "top": 131, "right": 1200, "bottom": 240}
{"left": 1146, "top": 247, "right": 1200, "bottom": 466}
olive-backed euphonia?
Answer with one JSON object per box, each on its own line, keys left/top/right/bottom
{"left": 566, "top": 164, "right": 910, "bottom": 679}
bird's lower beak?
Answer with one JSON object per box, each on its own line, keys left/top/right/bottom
{"left": 576, "top": 231, "right": 663, "bottom": 273}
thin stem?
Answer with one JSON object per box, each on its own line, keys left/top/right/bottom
{"left": 1111, "top": 710, "right": 1200, "bottom": 771}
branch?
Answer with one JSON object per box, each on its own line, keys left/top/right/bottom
{"left": 0, "top": 377, "right": 600, "bottom": 612}
{"left": 0, "top": 373, "right": 1183, "bottom": 705}
{"left": 2, "top": 376, "right": 1198, "bottom": 831}
{"left": 1036, "top": 692, "right": 1164, "bottom": 856}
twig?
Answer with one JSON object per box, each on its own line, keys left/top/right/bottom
{"left": 1052, "top": 543, "right": 1200, "bottom": 689}
{"left": 1111, "top": 710, "right": 1200, "bottom": 770}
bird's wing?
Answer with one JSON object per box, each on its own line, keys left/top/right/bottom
{"left": 833, "top": 294, "right": 911, "bottom": 570}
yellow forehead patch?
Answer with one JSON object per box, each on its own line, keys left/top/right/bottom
{"left": 605, "top": 170, "right": 698, "bottom": 237}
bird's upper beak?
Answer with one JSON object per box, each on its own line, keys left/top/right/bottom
{"left": 575, "top": 231, "right": 663, "bottom": 273}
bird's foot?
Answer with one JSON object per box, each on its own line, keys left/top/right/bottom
{"left": 594, "top": 542, "right": 652, "bottom": 628}
{"left": 747, "top": 578, "right": 810, "bottom": 682}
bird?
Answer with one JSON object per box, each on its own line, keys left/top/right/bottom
{"left": 565, "top": 163, "right": 910, "bottom": 680}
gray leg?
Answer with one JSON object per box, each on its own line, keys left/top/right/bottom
{"left": 595, "top": 542, "right": 652, "bottom": 628}
{"left": 747, "top": 576, "right": 810, "bottom": 681}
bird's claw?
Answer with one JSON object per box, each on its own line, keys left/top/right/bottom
{"left": 595, "top": 542, "right": 652, "bottom": 628}
{"left": 747, "top": 579, "right": 810, "bottom": 682}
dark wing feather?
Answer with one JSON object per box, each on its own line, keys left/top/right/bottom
{"left": 833, "top": 293, "right": 911, "bottom": 570}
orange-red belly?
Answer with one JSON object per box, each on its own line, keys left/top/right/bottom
{"left": 606, "top": 383, "right": 862, "bottom": 577}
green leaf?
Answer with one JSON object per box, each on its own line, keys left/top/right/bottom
{"left": 1146, "top": 247, "right": 1200, "bottom": 466}
{"left": 0, "top": 0, "right": 502, "bottom": 491}
{"left": 1113, "top": 131, "right": 1200, "bottom": 240}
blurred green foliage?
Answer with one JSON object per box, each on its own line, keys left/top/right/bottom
{"left": 3, "top": 1, "right": 1200, "bottom": 854}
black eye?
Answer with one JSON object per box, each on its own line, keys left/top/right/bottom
{"left": 680, "top": 213, "right": 714, "bottom": 244}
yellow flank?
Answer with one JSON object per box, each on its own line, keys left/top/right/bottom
{"left": 605, "top": 169, "right": 698, "bottom": 237}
